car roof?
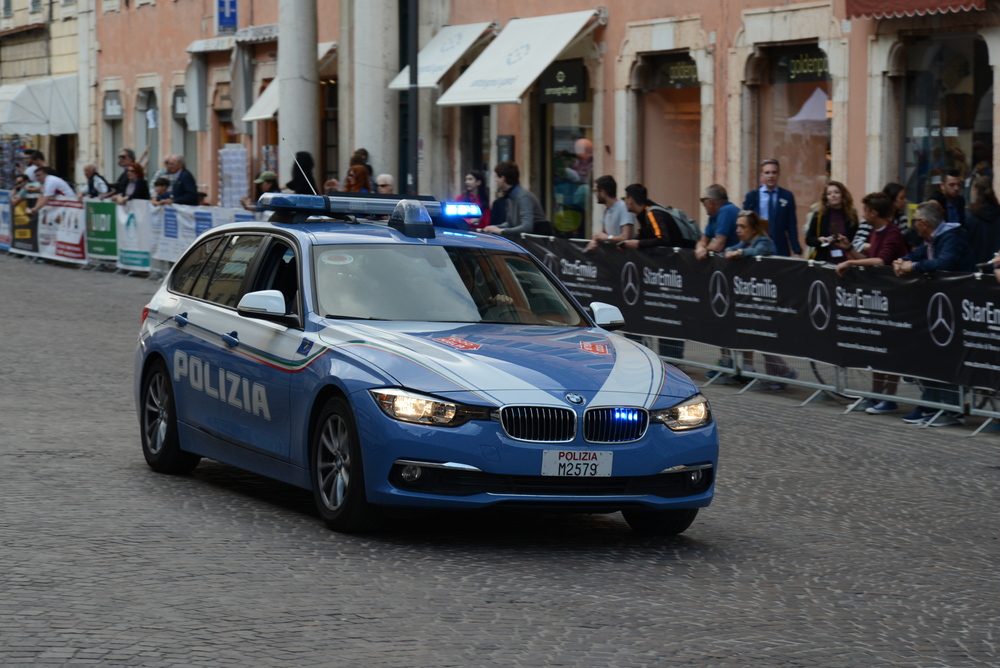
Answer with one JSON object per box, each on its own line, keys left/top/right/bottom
{"left": 209, "top": 219, "right": 527, "bottom": 252}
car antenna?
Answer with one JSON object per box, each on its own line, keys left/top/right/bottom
{"left": 282, "top": 136, "right": 320, "bottom": 196}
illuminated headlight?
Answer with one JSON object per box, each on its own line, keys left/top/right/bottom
{"left": 649, "top": 394, "right": 712, "bottom": 431}
{"left": 369, "top": 388, "right": 492, "bottom": 427}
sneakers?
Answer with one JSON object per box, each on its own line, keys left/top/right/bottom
{"left": 901, "top": 408, "right": 934, "bottom": 424}
{"left": 928, "top": 411, "right": 965, "bottom": 427}
{"left": 865, "top": 400, "right": 898, "bottom": 414}
{"left": 857, "top": 398, "right": 877, "bottom": 411}
{"left": 766, "top": 367, "right": 797, "bottom": 391}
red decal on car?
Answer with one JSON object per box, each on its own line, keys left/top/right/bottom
{"left": 435, "top": 337, "right": 482, "bottom": 351}
{"left": 580, "top": 342, "right": 608, "bottom": 355}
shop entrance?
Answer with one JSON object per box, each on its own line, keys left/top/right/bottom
{"left": 540, "top": 59, "right": 592, "bottom": 239}
{"left": 756, "top": 45, "right": 832, "bottom": 237}
{"left": 641, "top": 53, "right": 701, "bottom": 220}
{"left": 902, "top": 34, "right": 992, "bottom": 206}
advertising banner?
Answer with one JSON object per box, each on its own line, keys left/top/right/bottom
{"left": 85, "top": 200, "right": 117, "bottom": 261}
{"left": 518, "top": 237, "right": 1000, "bottom": 389}
{"left": 116, "top": 200, "right": 151, "bottom": 271}
{"left": 10, "top": 198, "right": 38, "bottom": 255}
{"left": 0, "top": 190, "right": 10, "bottom": 251}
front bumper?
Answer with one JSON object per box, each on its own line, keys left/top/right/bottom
{"left": 353, "top": 392, "right": 719, "bottom": 511}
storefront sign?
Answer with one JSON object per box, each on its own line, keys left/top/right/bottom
{"left": 647, "top": 53, "right": 699, "bottom": 89}
{"left": 539, "top": 59, "right": 588, "bottom": 104}
{"left": 770, "top": 46, "right": 831, "bottom": 85}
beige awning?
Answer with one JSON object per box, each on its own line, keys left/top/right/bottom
{"left": 241, "top": 80, "right": 280, "bottom": 122}
{"left": 388, "top": 22, "right": 496, "bottom": 90}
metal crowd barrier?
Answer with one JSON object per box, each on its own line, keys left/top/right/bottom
{"left": 621, "top": 332, "right": 995, "bottom": 436}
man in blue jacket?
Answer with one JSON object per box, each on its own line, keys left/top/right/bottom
{"left": 742, "top": 159, "right": 801, "bottom": 257}
{"left": 160, "top": 155, "right": 199, "bottom": 206}
{"left": 892, "top": 200, "right": 974, "bottom": 427}
{"left": 892, "top": 200, "right": 975, "bottom": 276}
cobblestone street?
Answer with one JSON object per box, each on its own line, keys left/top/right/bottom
{"left": 1, "top": 253, "right": 998, "bottom": 667}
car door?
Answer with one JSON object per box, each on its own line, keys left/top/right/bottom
{"left": 203, "top": 233, "right": 295, "bottom": 460}
{"left": 158, "top": 234, "right": 227, "bottom": 433}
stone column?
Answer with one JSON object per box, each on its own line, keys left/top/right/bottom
{"left": 278, "top": 0, "right": 320, "bottom": 187}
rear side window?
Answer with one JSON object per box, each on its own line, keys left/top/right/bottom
{"left": 171, "top": 237, "right": 223, "bottom": 295}
{"left": 202, "top": 235, "right": 265, "bottom": 308}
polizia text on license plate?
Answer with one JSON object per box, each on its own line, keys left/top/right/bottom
{"left": 541, "top": 450, "right": 613, "bottom": 477}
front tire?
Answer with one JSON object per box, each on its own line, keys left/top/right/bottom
{"left": 623, "top": 508, "right": 698, "bottom": 536}
{"left": 311, "top": 396, "right": 383, "bottom": 533}
{"left": 140, "top": 360, "right": 201, "bottom": 474}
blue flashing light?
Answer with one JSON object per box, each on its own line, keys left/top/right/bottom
{"left": 613, "top": 408, "right": 639, "bottom": 422}
{"left": 444, "top": 202, "right": 482, "bottom": 217}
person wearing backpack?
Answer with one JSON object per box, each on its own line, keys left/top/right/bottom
{"left": 694, "top": 184, "right": 740, "bottom": 260}
{"left": 619, "top": 183, "right": 697, "bottom": 250}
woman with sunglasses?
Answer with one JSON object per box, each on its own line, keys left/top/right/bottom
{"left": 112, "top": 162, "right": 150, "bottom": 205}
{"left": 723, "top": 210, "right": 797, "bottom": 389}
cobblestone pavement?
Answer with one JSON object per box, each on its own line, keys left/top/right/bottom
{"left": 1, "top": 253, "right": 999, "bottom": 667}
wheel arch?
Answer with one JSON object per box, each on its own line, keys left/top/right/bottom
{"left": 306, "top": 384, "right": 351, "bottom": 469}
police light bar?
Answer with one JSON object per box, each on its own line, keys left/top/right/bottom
{"left": 443, "top": 203, "right": 482, "bottom": 217}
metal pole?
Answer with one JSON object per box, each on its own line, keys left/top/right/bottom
{"left": 407, "top": 0, "right": 419, "bottom": 195}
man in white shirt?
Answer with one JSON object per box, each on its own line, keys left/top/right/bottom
{"left": 586, "top": 175, "right": 633, "bottom": 251}
{"left": 29, "top": 167, "right": 77, "bottom": 214}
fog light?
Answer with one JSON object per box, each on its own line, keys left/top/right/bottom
{"left": 689, "top": 469, "right": 703, "bottom": 484}
{"left": 401, "top": 465, "right": 422, "bottom": 482}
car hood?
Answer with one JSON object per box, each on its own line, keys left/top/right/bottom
{"left": 317, "top": 322, "right": 696, "bottom": 408}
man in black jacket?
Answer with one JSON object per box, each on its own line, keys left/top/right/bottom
{"left": 83, "top": 164, "right": 110, "bottom": 198}
{"left": 928, "top": 168, "right": 965, "bottom": 226}
{"left": 102, "top": 148, "right": 135, "bottom": 200}
{"left": 160, "top": 155, "right": 199, "bottom": 206}
{"left": 619, "top": 183, "right": 691, "bottom": 249}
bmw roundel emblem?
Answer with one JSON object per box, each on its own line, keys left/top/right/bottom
{"left": 565, "top": 393, "right": 584, "bottom": 405}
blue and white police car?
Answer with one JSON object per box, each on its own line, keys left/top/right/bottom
{"left": 135, "top": 193, "right": 717, "bottom": 535}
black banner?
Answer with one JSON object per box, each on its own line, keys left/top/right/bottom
{"left": 519, "top": 238, "right": 1000, "bottom": 389}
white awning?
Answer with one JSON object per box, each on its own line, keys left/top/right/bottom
{"left": 187, "top": 36, "right": 235, "bottom": 53}
{"left": 241, "top": 80, "right": 280, "bottom": 122}
{"left": 437, "top": 10, "right": 598, "bottom": 106}
{"left": 388, "top": 22, "right": 496, "bottom": 91}
{"left": 0, "top": 74, "right": 79, "bottom": 135}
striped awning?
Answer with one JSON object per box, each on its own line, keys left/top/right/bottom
{"left": 846, "top": 0, "right": 984, "bottom": 19}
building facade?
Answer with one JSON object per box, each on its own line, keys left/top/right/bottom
{"left": 0, "top": 0, "right": 97, "bottom": 185}
{"left": 4, "top": 0, "right": 996, "bottom": 243}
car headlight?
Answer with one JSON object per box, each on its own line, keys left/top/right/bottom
{"left": 649, "top": 394, "right": 712, "bottom": 431}
{"left": 369, "top": 388, "right": 493, "bottom": 427}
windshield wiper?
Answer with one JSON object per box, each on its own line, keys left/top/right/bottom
{"left": 324, "top": 314, "right": 389, "bottom": 321}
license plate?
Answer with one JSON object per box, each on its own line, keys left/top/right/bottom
{"left": 541, "top": 450, "right": 612, "bottom": 477}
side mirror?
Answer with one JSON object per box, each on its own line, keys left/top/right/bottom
{"left": 590, "top": 301, "right": 625, "bottom": 331}
{"left": 237, "top": 290, "right": 298, "bottom": 327}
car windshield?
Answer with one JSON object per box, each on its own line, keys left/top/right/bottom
{"left": 312, "top": 244, "right": 586, "bottom": 326}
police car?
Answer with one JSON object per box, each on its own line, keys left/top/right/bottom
{"left": 135, "top": 193, "right": 718, "bottom": 535}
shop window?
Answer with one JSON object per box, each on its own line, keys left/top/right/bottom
{"left": 902, "top": 35, "right": 992, "bottom": 206}
{"left": 641, "top": 53, "right": 701, "bottom": 221}
{"left": 541, "top": 59, "right": 592, "bottom": 239}
{"left": 757, "top": 45, "right": 831, "bottom": 233}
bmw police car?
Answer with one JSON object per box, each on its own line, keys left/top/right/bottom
{"left": 135, "top": 193, "right": 718, "bottom": 535}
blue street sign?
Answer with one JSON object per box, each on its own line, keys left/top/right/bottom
{"left": 217, "top": 0, "right": 237, "bottom": 34}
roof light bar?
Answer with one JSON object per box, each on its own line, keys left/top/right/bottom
{"left": 257, "top": 192, "right": 459, "bottom": 218}
{"left": 443, "top": 203, "right": 482, "bottom": 217}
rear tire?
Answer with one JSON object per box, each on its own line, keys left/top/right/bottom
{"left": 622, "top": 508, "right": 698, "bottom": 536}
{"left": 311, "top": 396, "right": 383, "bottom": 534}
{"left": 140, "top": 360, "right": 201, "bottom": 474}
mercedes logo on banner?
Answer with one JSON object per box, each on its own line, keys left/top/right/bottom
{"left": 507, "top": 45, "right": 530, "bottom": 66}
{"left": 927, "top": 292, "right": 955, "bottom": 347}
{"left": 621, "top": 262, "right": 640, "bottom": 306}
{"left": 808, "top": 280, "right": 831, "bottom": 331}
{"left": 709, "top": 271, "right": 730, "bottom": 318}
{"left": 543, "top": 252, "right": 559, "bottom": 275}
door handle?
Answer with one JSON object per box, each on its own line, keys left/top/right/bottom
{"left": 174, "top": 312, "right": 189, "bottom": 327}
{"left": 221, "top": 331, "right": 239, "bottom": 349}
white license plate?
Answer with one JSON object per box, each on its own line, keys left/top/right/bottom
{"left": 541, "top": 450, "right": 612, "bottom": 477}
